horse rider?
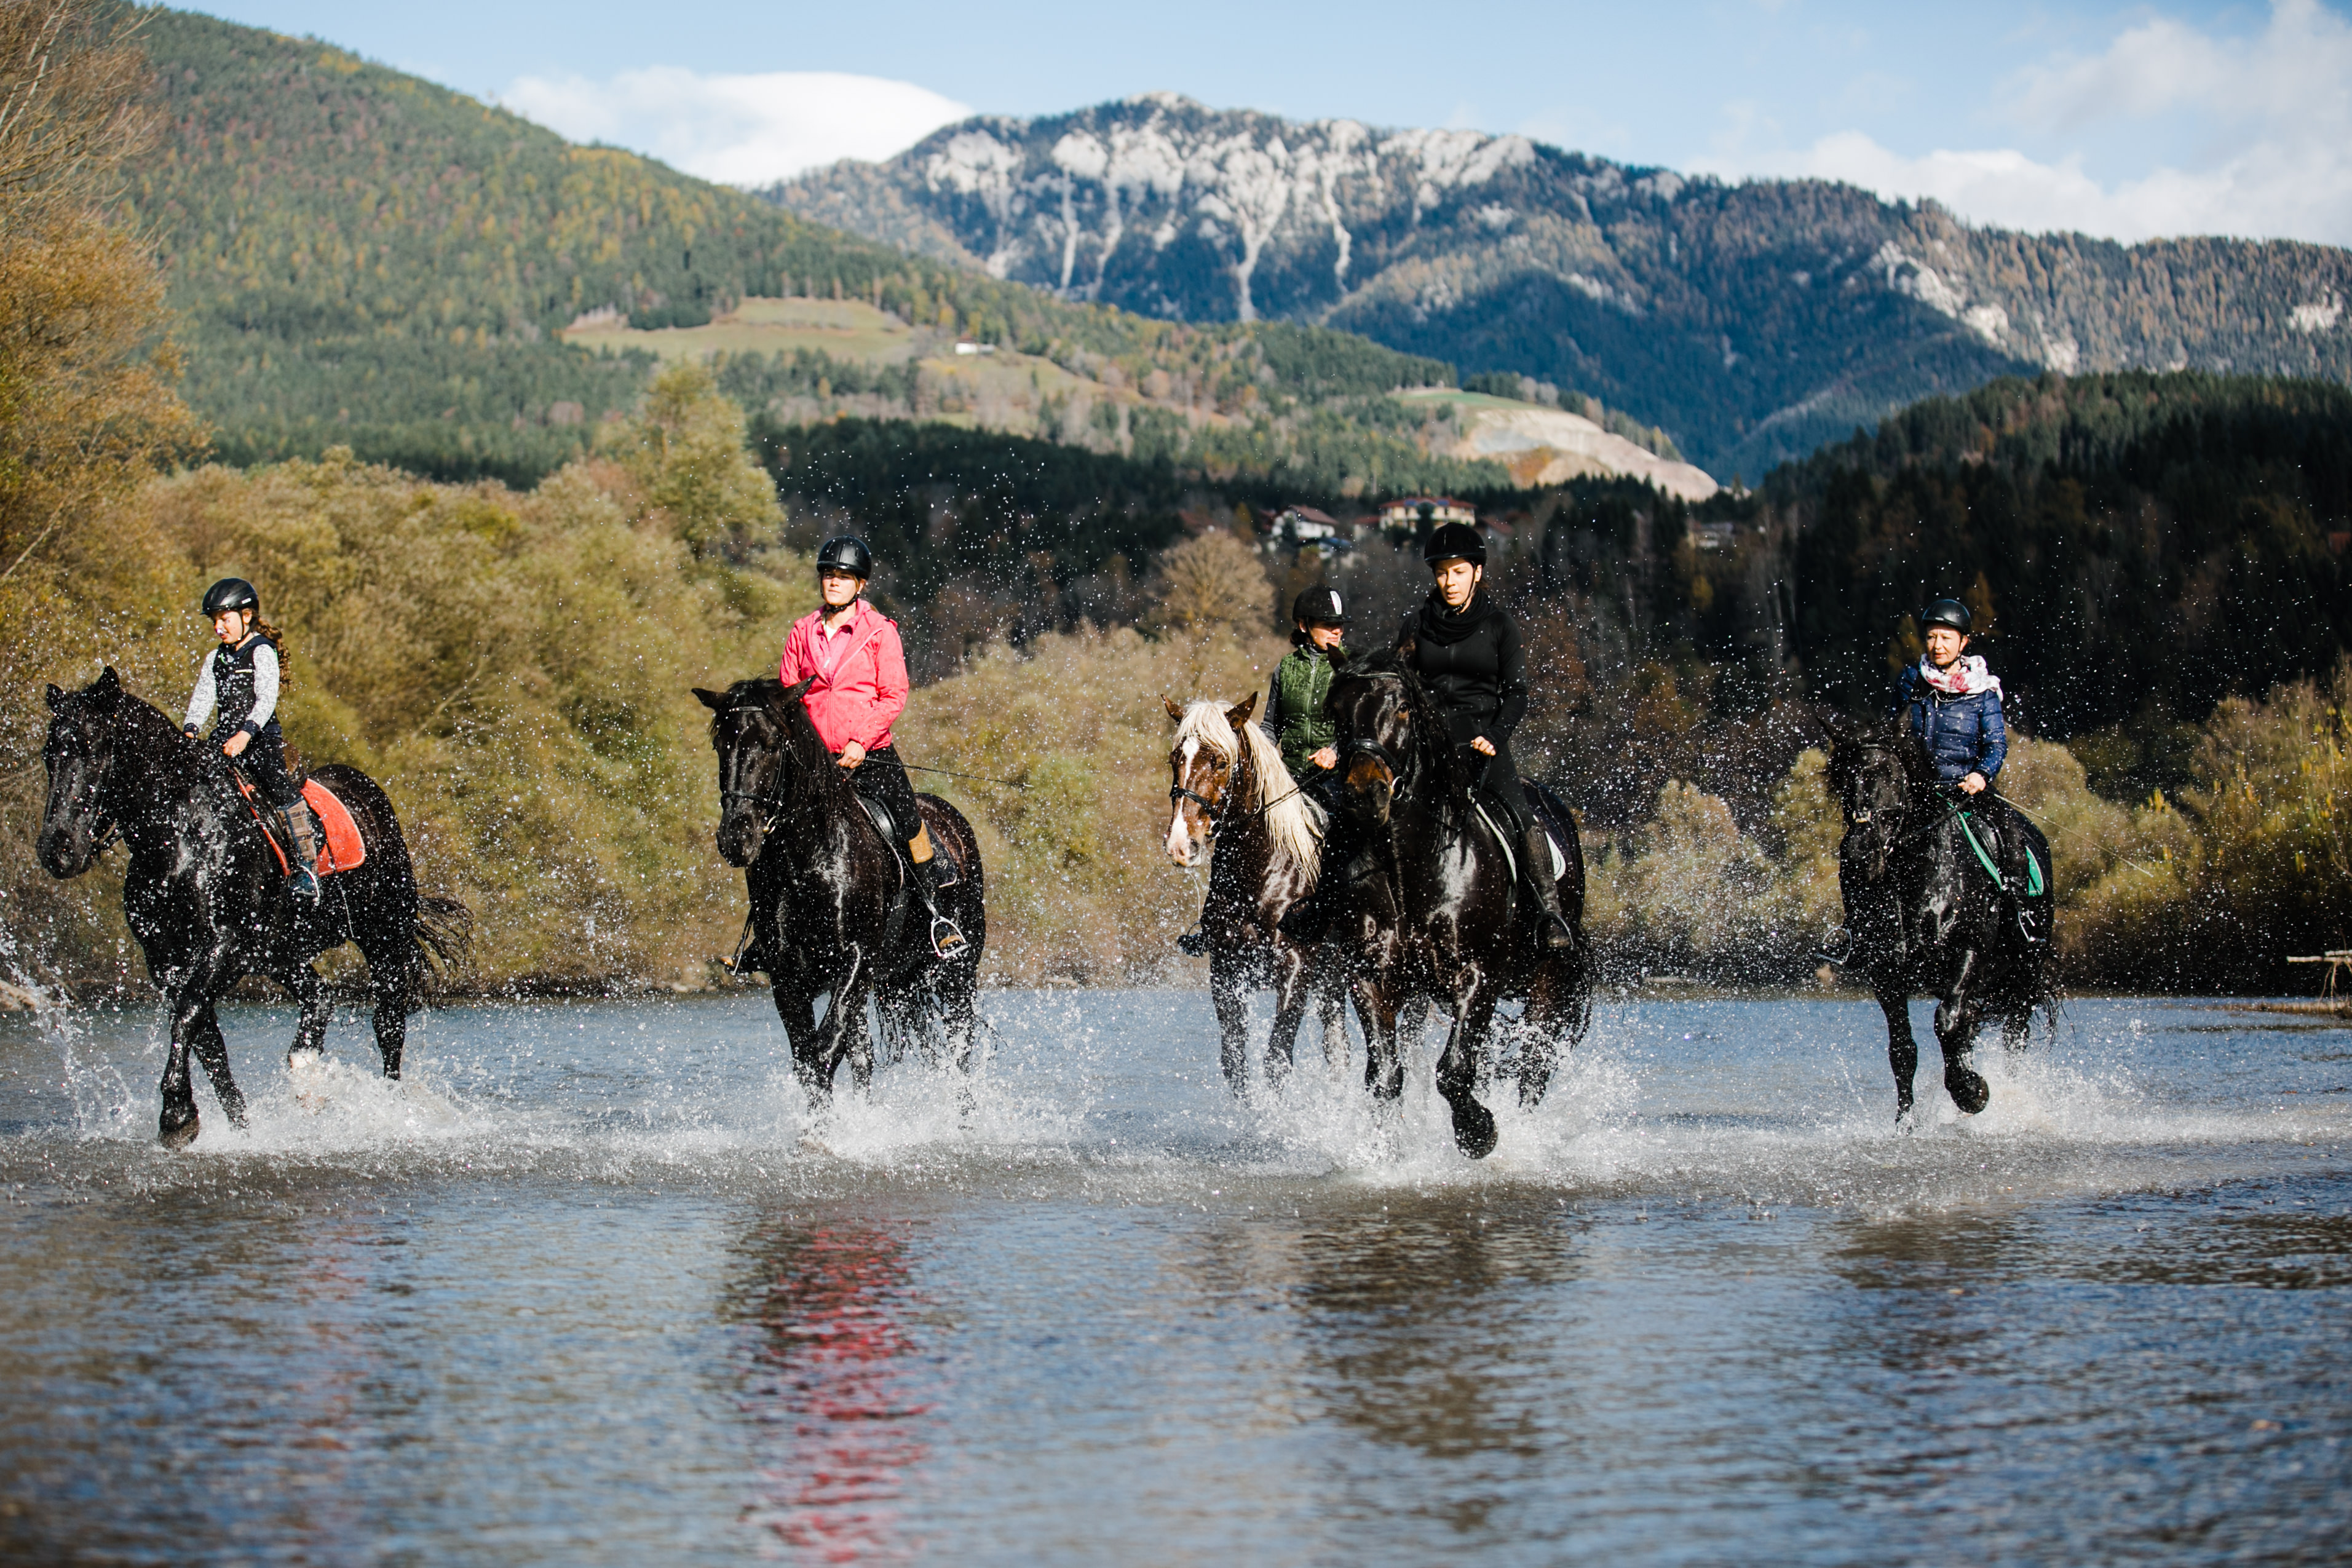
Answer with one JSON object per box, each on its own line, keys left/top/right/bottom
{"left": 1397, "top": 521, "right": 1576, "bottom": 952}
{"left": 1180, "top": 587, "right": 1353, "bottom": 954}
{"left": 1891, "top": 596, "right": 2047, "bottom": 941}
{"left": 181, "top": 578, "right": 322, "bottom": 903}
{"left": 777, "top": 536, "right": 967, "bottom": 960}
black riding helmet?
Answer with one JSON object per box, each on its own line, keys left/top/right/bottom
{"left": 1920, "top": 598, "right": 1973, "bottom": 634}
{"left": 817, "top": 536, "right": 874, "bottom": 580}
{"left": 1421, "top": 520, "right": 1486, "bottom": 567}
{"left": 202, "top": 577, "right": 259, "bottom": 619}
{"left": 1291, "top": 586, "right": 1345, "bottom": 625}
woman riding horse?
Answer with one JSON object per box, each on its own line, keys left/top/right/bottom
{"left": 180, "top": 578, "right": 322, "bottom": 903}
{"left": 1889, "top": 597, "right": 2048, "bottom": 946}
{"left": 1397, "top": 523, "right": 1574, "bottom": 952}
{"left": 776, "top": 536, "right": 965, "bottom": 960}
{"left": 1822, "top": 596, "right": 2056, "bottom": 1120}
{"left": 1180, "top": 586, "right": 1353, "bottom": 955}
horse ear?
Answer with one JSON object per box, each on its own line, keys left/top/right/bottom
{"left": 779, "top": 676, "right": 814, "bottom": 705}
{"left": 96, "top": 666, "right": 121, "bottom": 694}
{"left": 1225, "top": 691, "right": 1257, "bottom": 727}
{"left": 691, "top": 687, "right": 726, "bottom": 711}
{"left": 44, "top": 684, "right": 62, "bottom": 711}
{"left": 1162, "top": 695, "right": 1186, "bottom": 722}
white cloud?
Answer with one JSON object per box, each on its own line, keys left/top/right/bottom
{"left": 1706, "top": 0, "right": 2352, "bottom": 245}
{"left": 502, "top": 68, "right": 971, "bottom": 188}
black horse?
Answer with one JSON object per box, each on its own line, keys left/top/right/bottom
{"left": 695, "top": 678, "right": 985, "bottom": 1099}
{"left": 1819, "top": 710, "right": 2057, "bottom": 1120}
{"left": 37, "top": 668, "right": 470, "bottom": 1146}
{"left": 1161, "top": 693, "right": 1351, "bottom": 1088}
{"left": 1325, "top": 660, "right": 1591, "bottom": 1158}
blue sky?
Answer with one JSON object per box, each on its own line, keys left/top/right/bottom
{"left": 187, "top": 0, "right": 2352, "bottom": 243}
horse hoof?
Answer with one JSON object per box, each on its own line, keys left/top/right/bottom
{"left": 1948, "top": 1071, "right": 1990, "bottom": 1115}
{"left": 159, "top": 1110, "right": 200, "bottom": 1149}
{"left": 1450, "top": 1098, "right": 1499, "bottom": 1160}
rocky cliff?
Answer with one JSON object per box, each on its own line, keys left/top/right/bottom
{"left": 766, "top": 96, "right": 2352, "bottom": 475}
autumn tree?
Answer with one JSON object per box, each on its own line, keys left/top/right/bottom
{"left": 0, "top": 1, "right": 199, "bottom": 594}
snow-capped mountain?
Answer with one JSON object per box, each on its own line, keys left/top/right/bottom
{"left": 766, "top": 96, "right": 2352, "bottom": 475}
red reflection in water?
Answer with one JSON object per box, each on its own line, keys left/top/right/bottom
{"left": 739, "top": 1225, "right": 933, "bottom": 1561}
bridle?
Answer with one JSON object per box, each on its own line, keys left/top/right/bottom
{"left": 1337, "top": 671, "right": 1419, "bottom": 810}
{"left": 1169, "top": 735, "right": 1241, "bottom": 834}
{"left": 46, "top": 716, "right": 124, "bottom": 866}
{"left": 715, "top": 706, "right": 792, "bottom": 832}
{"left": 1168, "top": 735, "right": 1309, "bottom": 836}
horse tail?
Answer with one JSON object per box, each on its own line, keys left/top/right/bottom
{"left": 413, "top": 895, "right": 475, "bottom": 986}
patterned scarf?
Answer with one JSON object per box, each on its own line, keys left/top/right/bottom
{"left": 1918, "top": 653, "right": 2001, "bottom": 697}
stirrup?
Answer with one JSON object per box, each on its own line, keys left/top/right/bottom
{"left": 929, "top": 913, "right": 968, "bottom": 960}
{"left": 288, "top": 866, "right": 321, "bottom": 906}
{"left": 1814, "top": 927, "right": 1855, "bottom": 964}
{"left": 1539, "top": 911, "right": 1576, "bottom": 952}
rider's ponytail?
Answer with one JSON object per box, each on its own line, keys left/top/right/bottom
{"left": 255, "top": 616, "right": 290, "bottom": 692}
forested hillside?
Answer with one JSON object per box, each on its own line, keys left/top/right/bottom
{"left": 128, "top": 12, "right": 1535, "bottom": 493}
{"left": 770, "top": 97, "right": 2352, "bottom": 478}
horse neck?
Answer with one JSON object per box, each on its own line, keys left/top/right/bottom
{"left": 101, "top": 700, "right": 205, "bottom": 838}
{"left": 771, "top": 716, "right": 858, "bottom": 839}
{"left": 1211, "top": 740, "right": 1278, "bottom": 876}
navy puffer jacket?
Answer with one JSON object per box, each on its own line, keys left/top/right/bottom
{"left": 1890, "top": 665, "right": 2007, "bottom": 783}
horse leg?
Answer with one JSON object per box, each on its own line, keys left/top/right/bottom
{"left": 1353, "top": 976, "right": 1403, "bottom": 1101}
{"left": 939, "top": 957, "right": 980, "bottom": 1077}
{"left": 807, "top": 959, "right": 871, "bottom": 1100}
{"left": 186, "top": 997, "right": 247, "bottom": 1130}
{"left": 1935, "top": 949, "right": 1992, "bottom": 1115}
{"left": 1439, "top": 979, "right": 1500, "bottom": 1160}
{"left": 845, "top": 990, "right": 877, "bottom": 1093}
{"left": 1208, "top": 951, "right": 1249, "bottom": 1092}
{"left": 279, "top": 962, "right": 331, "bottom": 1066}
{"left": 772, "top": 983, "right": 825, "bottom": 1098}
{"left": 1264, "top": 948, "right": 1311, "bottom": 1087}
{"left": 159, "top": 983, "right": 215, "bottom": 1147}
{"left": 1515, "top": 958, "right": 1576, "bottom": 1109}
{"left": 1875, "top": 973, "right": 1920, "bottom": 1121}
{"left": 1316, "top": 954, "right": 1350, "bottom": 1074}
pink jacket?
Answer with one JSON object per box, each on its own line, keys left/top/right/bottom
{"left": 778, "top": 600, "right": 908, "bottom": 753}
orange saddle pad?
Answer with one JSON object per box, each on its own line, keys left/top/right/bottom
{"left": 232, "top": 773, "right": 367, "bottom": 877}
{"left": 303, "top": 778, "right": 366, "bottom": 876}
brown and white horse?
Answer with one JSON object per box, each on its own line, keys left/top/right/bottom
{"left": 1163, "top": 694, "right": 1349, "bottom": 1088}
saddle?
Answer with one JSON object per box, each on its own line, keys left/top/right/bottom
{"left": 229, "top": 774, "right": 366, "bottom": 878}
{"left": 852, "top": 794, "right": 959, "bottom": 889}
{"left": 1467, "top": 781, "right": 1569, "bottom": 886}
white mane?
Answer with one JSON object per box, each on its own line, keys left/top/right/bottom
{"left": 1173, "top": 699, "right": 1326, "bottom": 884}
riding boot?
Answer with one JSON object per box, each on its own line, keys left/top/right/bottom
{"left": 1521, "top": 820, "right": 1575, "bottom": 952}
{"left": 912, "top": 854, "right": 968, "bottom": 960}
{"left": 283, "top": 799, "right": 323, "bottom": 905}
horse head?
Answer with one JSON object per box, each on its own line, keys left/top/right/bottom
{"left": 695, "top": 676, "right": 813, "bottom": 867}
{"left": 1162, "top": 693, "right": 1254, "bottom": 867}
{"left": 39, "top": 667, "right": 129, "bottom": 878}
{"left": 1327, "top": 659, "right": 1430, "bottom": 830}
{"left": 1817, "top": 705, "right": 1921, "bottom": 884}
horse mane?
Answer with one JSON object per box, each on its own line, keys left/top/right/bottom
{"left": 1174, "top": 699, "right": 1326, "bottom": 881}
{"left": 719, "top": 676, "right": 847, "bottom": 818}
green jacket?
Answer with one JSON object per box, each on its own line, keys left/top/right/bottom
{"left": 1267, "top": 643, "right": 1348, "bottom": 778}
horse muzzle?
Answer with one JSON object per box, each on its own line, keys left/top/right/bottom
{"left": 35, "top": 816, "right": 93, "bottom": 879}
{"left": 715, "top": 807, "right": 765, "bottom": 868}
{"left": 1164, "top": 800, "right": 1213, "bottom": 867}
{"left": 1344, "top": 756, "right": 1395, "bottom": 826}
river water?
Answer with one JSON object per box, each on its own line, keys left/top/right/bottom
{"left": 0, "top": 989, "right": 2345, "bottom": 1564}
